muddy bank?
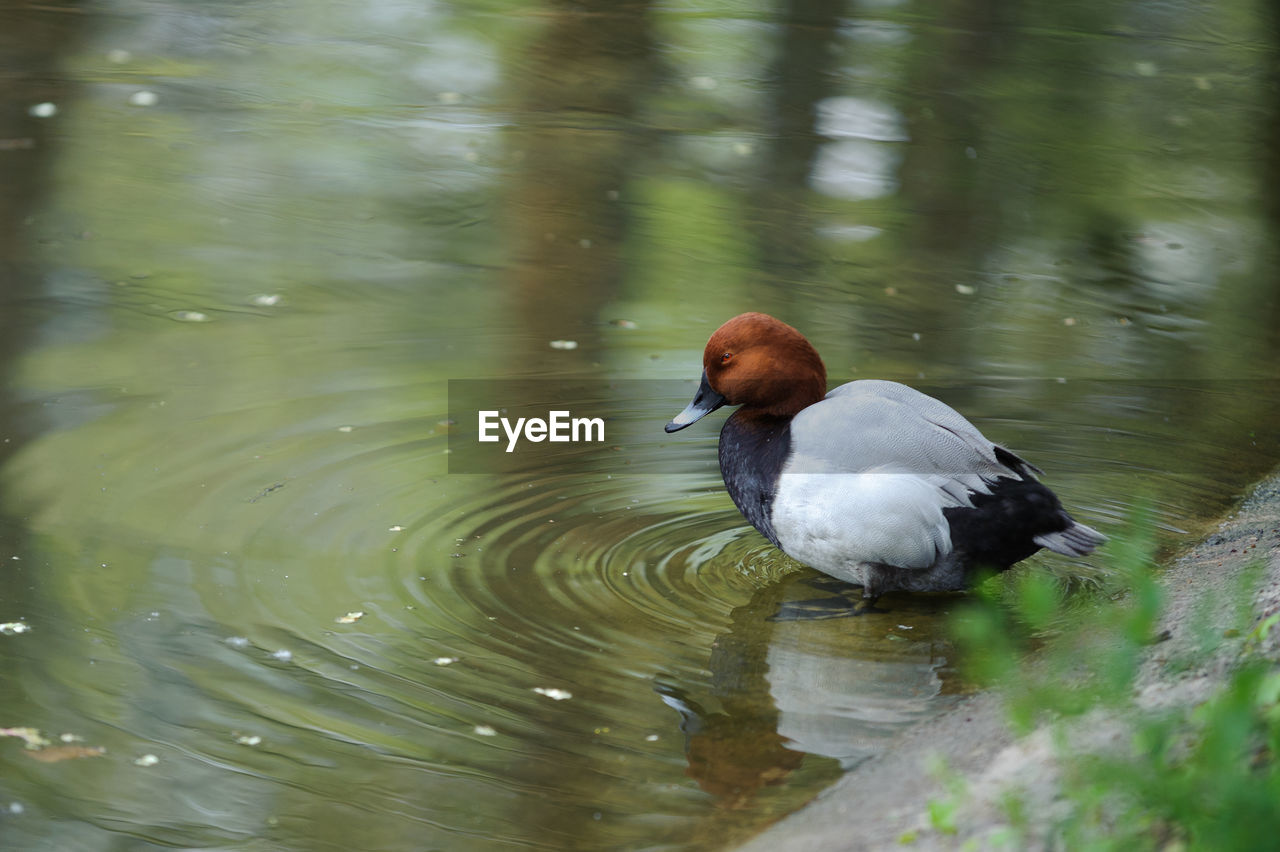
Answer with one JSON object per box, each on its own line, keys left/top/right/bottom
{"left": 737, "top": 472, "right": 1280, "bottom": 852}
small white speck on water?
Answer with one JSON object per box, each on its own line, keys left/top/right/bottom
{"left": 388, "top": 525, "right": 404, "bottom": 532}
{"left": 533, "top": 687, "right": 572, "bottom": 701}
{"left": 133, "top": 754, "right": 159, "bottom": 767}
{"left": 28, "top": 102, "right": 57, "bottom": 118}
{"left": 271, "top": 649, "right": 293, "bottom": 662}
{"left": 549, "top": 339, "right": 578, "bottom": 350}
{"left": 337, "top": 425, "right": 354, "bottom": 433}
{"left": 911, "top": 332, "right": 921, "bottom": 342}
{"left": 250, "top": 293, "right": 282, "bottom": 307}
{"left": 225, "top": 636, "right": 249, "bottom": 648}
{"left": 107, "top": 49, "right": 132, "bottom": 64}
{"left": 433, "top": 657, "right": 459, "bottom": 666}
{"left": 128, "top": 90, "right": 159, "bottom": 107}
{"left": 474, "top": 725, "right": 497, "bottom": 737}
{"left": 955, "top": 283, "right": 975, "bottom": 295}
{"left": 169, "top": 310, "right": 210, "bottom": 323}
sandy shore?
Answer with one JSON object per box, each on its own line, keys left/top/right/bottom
{"left": 737, "top": 472, "right": 1280, "bottom": 851}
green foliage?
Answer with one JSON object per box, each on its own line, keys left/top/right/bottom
{"left": 924, "top": 756, "right": 969, "bottom": 836}
{"left": 951, "top": 532, "right": 1162, "bottom": 734}
{"left": 1049, "top": 661, "right": 1280, "bottom": 851}
{"left": 950, "top": 514, "right": 1280, "bottom": 851}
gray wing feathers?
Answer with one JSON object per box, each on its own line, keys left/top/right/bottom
{"left": 787, "top": 380, "right": 1013, "bottom": 485}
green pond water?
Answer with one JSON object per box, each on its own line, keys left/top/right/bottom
{"left": 2, "top": 1, "right": 1279, "bottom": 849}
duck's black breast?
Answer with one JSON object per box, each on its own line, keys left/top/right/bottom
{"left": 718, "top": 412, "right": 793, "bottom": 548}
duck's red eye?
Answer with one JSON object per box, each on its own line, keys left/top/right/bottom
{"left": 721, "top": 352, "right": 732, "bottom": 363}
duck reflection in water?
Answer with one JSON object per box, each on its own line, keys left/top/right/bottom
{"left": 655, "top": 571, "right": 959, "bottom": 810}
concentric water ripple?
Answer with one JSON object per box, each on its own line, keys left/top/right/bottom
{"left": 7, "top": 357, "right": 1280, "bottom": 849}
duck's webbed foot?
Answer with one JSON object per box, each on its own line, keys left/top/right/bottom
{"left": 770, "top": 585, "right": 885, "bottom": 621}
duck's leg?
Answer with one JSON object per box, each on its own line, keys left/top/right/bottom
{"left": 851, "top": 594, "right": 883, "bottom": 614}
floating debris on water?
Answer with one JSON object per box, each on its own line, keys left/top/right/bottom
{"left": 473, "top": 725, "right": 497, "bottom": 737}
{"left": 388, "top": 525, "right": 404, "bottom": 532}
{"left": 26, "top": 745, "right": 106, "bottom": 763}
{"left": 433, "top": 656, "right": 458, "bottom": 666}
{"left": 533, "top": 687, "right": 572, "bottom": 701}
{"left": 955, "top": 283, "right": 975, "bottom": 295}
{"left": 645, "top": 734, "right": 659, "bottom": 742}
{"left": 335, "top": 611, "right": 364, "bottom": 624}
{"left": 271, "top": 649, "right": 293, "bottom": 662}
{"left": 548, "top": 339, "right": 578, "bottom": 350}
{"left": 169, "top": 310, "right": 211, "bottom": 323}
{"left": 0, "top": 621, "right": 31, "bottom": 635}
{"left": 1, "top": 727, "right": 51, "bottom": 749}
{"left": 28, "top": 102, "right": 57, "bottom": 118}
{"left": 133, "top": 753, "right": 159, "bottom": 767}
{"left": 250, "top": 293, "right": 282, "bottom": 307}
{"left": 225, "top": 636, "right": 250, "bottom": 648}
{"left": 129, "top": 90, "right": 159, "bottom": 107}
{"left": 1063, "top": 317, "right": 1077, "bottom": 326}
{"left": 609, "top": 319, "right": 638, "bottom": 329}
{"left": 235, "top": 734, "right": 262, "bottom": 746}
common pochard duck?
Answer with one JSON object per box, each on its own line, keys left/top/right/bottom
{"left": 665, "top": 312, "right": 1104, "bottom": 599}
